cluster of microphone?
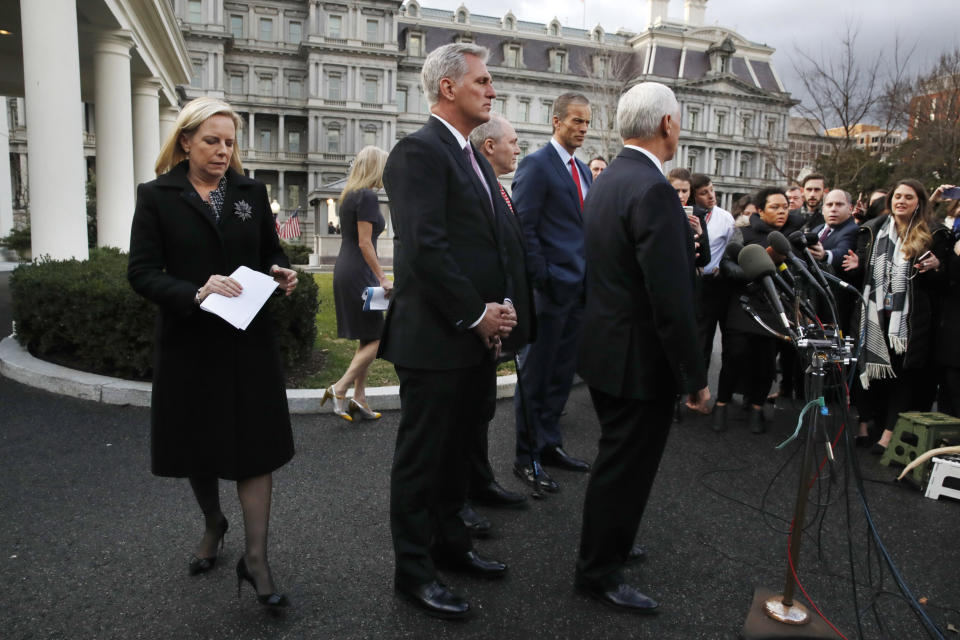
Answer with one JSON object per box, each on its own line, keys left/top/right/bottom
{"left": 731, "top": 231, "right": 849, "bottom": 345}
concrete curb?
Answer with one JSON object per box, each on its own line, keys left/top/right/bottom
{"left": 0, "top": 335, "right": 519, "bottom": 413}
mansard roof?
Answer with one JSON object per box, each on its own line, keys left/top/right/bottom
{"left": 399, "top": 4, "right": 785, "bottom": 95}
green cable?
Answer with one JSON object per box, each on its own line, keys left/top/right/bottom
{"left": 776, "top": 397, "right": 825, "bottom": 450}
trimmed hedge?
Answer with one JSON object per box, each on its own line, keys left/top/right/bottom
{"left": 281, "top": 241, "right": 311, "bottom": 265}
{"left": 10, "top": 247, "right": 318, "bottom": 381}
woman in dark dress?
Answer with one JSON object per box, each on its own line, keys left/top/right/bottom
{"left": 324, "top": 146, "right": 392, "bottom": 421}
{"left": 713, "top": 187, "right": 804, "bottom": 434}
{"left": 128, "top": 97, "right": 298, "bottom": 609}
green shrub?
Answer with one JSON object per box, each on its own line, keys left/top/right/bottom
{"left": 10, "top": 247, "right": 318, "bottom": 381}
{"left": 281, "top": 241, "right": 311, "bottom": 265}
{"left": 0, "top": 225, "right": 31, "bottom": 253}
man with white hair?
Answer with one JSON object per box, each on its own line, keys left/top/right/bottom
{"left": 380, "top": 43, "right": 522, "bottom": 619}
{"left": 574, "top": 82, "right": 710, "bottom": 612}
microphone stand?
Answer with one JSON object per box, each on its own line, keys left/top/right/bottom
{"left": 742, "top": 318, "right": 853, "bottom": 638}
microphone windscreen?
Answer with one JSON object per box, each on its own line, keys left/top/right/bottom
{"left": 724, "top": 241, "right": 744, "bottom": 262}
{"left": 787, "top": 230, "right": 807, "bottom": 250}
{"left": 804, "top": 231, "right": 819, "bottom": 247}
{"left": 768, "top": 231, "right": 793, "bottom": 257}
{"left": 738, "top": 243, "right": 776, "bottom": 281}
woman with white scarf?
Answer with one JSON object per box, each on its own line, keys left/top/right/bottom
{"left": 841, "top": 179, "right": 951, "bottom": 454}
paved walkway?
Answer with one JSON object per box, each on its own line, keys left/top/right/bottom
{"left": 1, "top": 271, "right": 958, "bottom": 639}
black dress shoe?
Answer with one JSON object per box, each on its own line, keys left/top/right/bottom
{"left": 469, "top": 481, "right": 527, "bottom": 509}
{"left": 395, "top": 580, "right": 470, "bottom": 619}
{"left": 457, "top": 503, "right": 491, "bottom": 538}
{"left": 627, "top": 544, "right": 647, "bottom": 563}
{"left": 514, "top": 462, "right": 560, "bottom": 493}
{"left": 434, "top": 549, "right": 508, "bottom": 579}
{"left": 575, "top": 580, "right": 659, "bottom": 613}
{"left": 541, "top": 445, "right": 591, "bottom": 472}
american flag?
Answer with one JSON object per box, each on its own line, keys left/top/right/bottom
{"left": 274, "top": 213, "right": 281, "bottom": 236}
{"left": 278, "top": 209, "right": 301, "bottom": 240}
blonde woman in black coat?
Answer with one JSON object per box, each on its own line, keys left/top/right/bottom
{"left": 128, "top": 97, "right": 298, "bottom": 609}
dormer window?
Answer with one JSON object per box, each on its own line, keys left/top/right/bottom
{"left": 548, "top": 19, "right": 561, "bottom": 37}
{"left": 408, "top": 32, "right": 424, "bottom": 57}
{"left": 503, "top": 12, "right": 516, "bottom": 30}
{"left": 591, "top": 25, "right": 604, "bottom": 43}
{"left": 504, "top": 43, "right": 522, "bottom": 68}
{"left": 550, "top": 49, "right": 567, "bottom": 74}
{"left": 455, "top": 6, "right": 469, "bottom": 24}
{"left": 406, "top": 0, "right": 419, "bottom": 18}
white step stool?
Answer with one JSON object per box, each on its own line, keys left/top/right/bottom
{"left": 925, "top": 454, "right": 960, "bottom": 501}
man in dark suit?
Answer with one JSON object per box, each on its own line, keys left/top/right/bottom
{"left": 512, "top": 92, "right": 594, "bottom": 493}
{"left": 452, "top": 114, "right": 534, "bottom": 528}
{"left": 379, "top": 43, "right": 523, "bottom": 620}
{"left": 574, "top": 82, "right": 710, "bottom": 612}
{"left": 809, "top": 188, "right": 859, "bottom": 334}
{"left": 809, "top": 188, "right": 858, "bottom": 270}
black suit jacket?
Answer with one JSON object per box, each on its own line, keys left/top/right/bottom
{"left": 379, "top": 116, "right": 526, "bottom": 370}
{"left": 577, "top": 147, "right": 706, "bottom": 399}
{"left": 812, "top": 217, "right": 858, "bottom": 270}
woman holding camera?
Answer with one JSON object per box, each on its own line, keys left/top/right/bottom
{"left": 128, "top": 97, "right": 297, "bottom": 609}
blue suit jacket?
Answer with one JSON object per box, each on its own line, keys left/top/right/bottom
{"left": 812, "top": 216, "right": 858, "bottom": 270}
{"left": 511, "top": 142, "right": 592, "bottom": 306}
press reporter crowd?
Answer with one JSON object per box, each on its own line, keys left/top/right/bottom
{"left": 671, "top": 170, "right": 960, "bottom": 455}
{"left": 125, "top": 40, "right": 959, "bottom": 622}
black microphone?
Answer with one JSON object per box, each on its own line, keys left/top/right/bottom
{"left": 788, "top": 230, "right": 818, "bottom": 250}
{"left": 724, "top": 241, "right": 744, "bottom": 262}
{"left": 770, "top": 231, "right": 840, "bottom": 329}
{"left": 769, "top": 231, "right": 831, "bottom": 300}
{"left": 738, "top": 244, "right": 796, "bottom": 340}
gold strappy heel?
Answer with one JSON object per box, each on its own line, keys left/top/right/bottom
{"left": 321, "top": 385, "right": 353, "bottom": 422}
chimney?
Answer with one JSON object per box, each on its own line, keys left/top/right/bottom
{"left": 684, "top": 0, "right": 707, "bottom": 26}
{"left": 646, "top": 0, "right": 669, "bottom": 28}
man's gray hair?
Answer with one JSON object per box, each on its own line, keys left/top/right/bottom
{"left": 421, "top": 43, "right": 490, "bottom": 107}
{"left": 469, "top": 114, "right": 511, "bottom": 149}
{"left": 616, "top": 82, "right": 680, "bottom": 140}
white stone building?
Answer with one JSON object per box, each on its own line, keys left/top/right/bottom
{"left": 3, "top": 0, "right": 797, "bottom": 259}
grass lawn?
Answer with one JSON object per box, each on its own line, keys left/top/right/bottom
{"left": 297, "top": 273, "right": 515, "bottom": 389}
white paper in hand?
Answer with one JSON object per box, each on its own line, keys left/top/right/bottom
{"left": 200, "top": 265, "right": 279, "bottom": 330}
{"left": 361, "top": 286, "right": 389, "bottom": 311}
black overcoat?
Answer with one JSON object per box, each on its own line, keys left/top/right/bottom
{"left": 127, "top": 161, "right": 294, "bottom": 480}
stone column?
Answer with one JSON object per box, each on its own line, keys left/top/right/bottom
{"left": 132, "top": 78, "right": 162, "bottom": 186}
{"left": 248, "top": 112, "right": 256, "bottom": 149}
{"left": 279, "top": 114, "right": 285, "bottom": 152}
{"left": 93, "top": 31, "right": 136, "bottom": 250}
{"left": 21, "top": 0, "right": 89, "bottom": 260}
{"left": 278, "top": 171, "right": 285, "bottom": 209}
{"left": 0, "top": 98, "right": 13, "bottom": 238}
{"left": 158, "top": 105, "right": 180, "bottom": 147}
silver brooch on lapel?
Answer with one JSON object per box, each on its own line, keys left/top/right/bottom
{"left": 234, "top": 200, "right": 253, "bottom": 221}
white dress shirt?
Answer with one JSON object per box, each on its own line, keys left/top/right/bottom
{"left": 703, "top": 206, "right": 735, "bottom": 275}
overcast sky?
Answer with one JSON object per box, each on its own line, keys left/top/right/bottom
{"left": 421, "top": 0, "right": 960, "bottom": 122}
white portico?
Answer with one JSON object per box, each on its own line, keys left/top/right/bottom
{"left": 0, "top": 0, "right": 191, "bottom": 259}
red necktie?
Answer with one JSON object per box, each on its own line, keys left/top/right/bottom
{"left": 819, "top": 226, "right": 831, "bottom": 243}
{"left": 569, "top": 158, "right": 583, "bottom": 210}
{"left": 498, "top": 182, "right": 514, "bottom": 214}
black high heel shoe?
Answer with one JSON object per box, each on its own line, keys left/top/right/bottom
{"left": 188, "top": 516, "right": 228, "bottom": 576}
{"left": 236, "top": 557, "right": 290, "bottom": 609}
